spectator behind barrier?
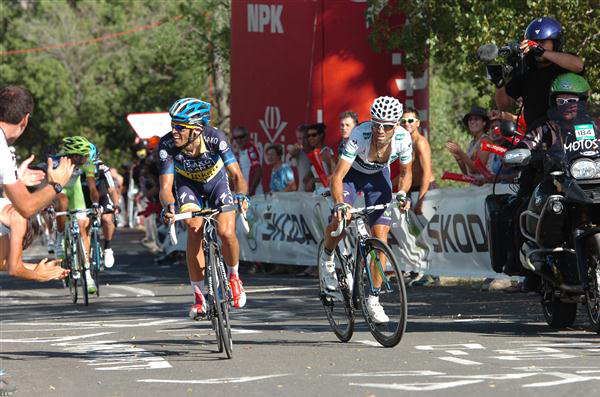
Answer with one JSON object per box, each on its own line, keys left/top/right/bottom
{"left": 337, "top": 111, "right": 359, "bottom": 158}
{"left": 305, "top": 123, "right": 334, "bottom": 192}
{"left": 445, "top": 105, "right": 492, "bottom": 179}
{"left": 287, "top": 124, "right": 312, "bottom": 192}
{"left": 266, "top": 143, "right": 296, "bottom": 192}
{"left": 232, "top": 126, "right": 262, "bottom": 196}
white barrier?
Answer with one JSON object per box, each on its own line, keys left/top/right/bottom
{"left": 236, "top": 185, "right": 513, "bottom": 278}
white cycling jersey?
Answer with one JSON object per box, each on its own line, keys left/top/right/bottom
{"left": 340, "top": 121, "right": 412, "bottom": 174}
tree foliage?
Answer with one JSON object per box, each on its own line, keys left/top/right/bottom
{"left": 367, "top": 0, "right": 599, "bottom": 98}
{"left": 0, "top": 0, "right": 230, "bottom": 167}
{"left": 367, "top": 0, "right": 599, "bottom": 186}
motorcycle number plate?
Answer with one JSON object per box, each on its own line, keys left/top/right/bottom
{"left": 574, "top": 124, "right": 595, "bottom": 141}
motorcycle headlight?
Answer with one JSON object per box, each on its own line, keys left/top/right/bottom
{"left": 570, "top": 158, "right": 597, "bottom": 179}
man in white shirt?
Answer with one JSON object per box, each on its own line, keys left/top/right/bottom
{"left": 0, "top": 86, "right": 74, "bottom": 217}
{"left": 0, "top": 86, "right": 74, "bottom": 279}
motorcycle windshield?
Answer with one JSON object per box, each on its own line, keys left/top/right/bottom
{"left": 547, "top": 102, "right": 600, "bottom": 164}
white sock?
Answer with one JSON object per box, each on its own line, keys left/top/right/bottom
{"left": 228, "top": 263, "right": 239, "bottom": 277}
{"left": 191, "top": 280, "right": 205, "bottom": 302}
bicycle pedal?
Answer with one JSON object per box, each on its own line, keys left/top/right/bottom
{"left": 72, "top": 272, "right": 81, "bottom": 279}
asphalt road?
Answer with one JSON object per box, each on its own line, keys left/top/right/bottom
{"left": 1, "top": 229, "right": 599, "bottom": 397}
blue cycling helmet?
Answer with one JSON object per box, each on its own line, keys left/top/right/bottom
{"left": 524, "top": 17, "right": 563, "bottom": 52}
{"left": 88, "top": 142, "right": 97, "bottom": 162}
{"left": 169, "top": 98, "right": 211, "bottom": 126}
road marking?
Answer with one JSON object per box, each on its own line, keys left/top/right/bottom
{"left": 3, "top": 319, "right": 181, "bottom": 329}
{"left": 137, "top": 374, "right": 288, "bottom": 384}
{"left": 0, "top": 290, "right": 53, "bottom": 297}
{"left": 445, "top": 350, "right": 469, "bottom": 356}
{"left": 416, "top": 343, "right": 485, "bottom": 351}
{"left": 0, "top": 332, "right": 114, "bottom": 343}
{"left": 438, "top": 357, "right": 482, "bottom": 366}
{"left": 246, "top": 286, "right": 312, "bottom": 293}
{"left": 333, "top": 371, "right": 444, "bottom": 377}
{"left": 54, "top": 339, "right": 171, "bottom": 371}
{"left": 108, "top": 293, "right": 126, "bottom": 297}
{"left": 107, "top": 285, "right": 155, "bottom": 296}
{"left": 147, "top": 300, "right": 164, "bottom": 304}
{"left": 357, "top": 340, "right": 382, "bottom": 347}
{"left": 350, "top": 380, "right": 483, "bottom": 391}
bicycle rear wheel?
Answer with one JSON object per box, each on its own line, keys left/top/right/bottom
{"left": 210, "top": 243, "right": 232, "bottom": 359}
{"left": 317, "top": 239, "right": 355, "bottom": 342}
{"left": 68, "top": 272, "right": 78, "bottom": 303}
{"left": 357, "top": 238, "right": 407, "bottom": 347}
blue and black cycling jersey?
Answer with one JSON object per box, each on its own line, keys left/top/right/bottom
{"left": 158, "top": 126, "right": 237, "bottom": 183}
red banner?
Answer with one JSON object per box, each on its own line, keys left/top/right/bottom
{"left": 231, "top": 1, "right": 429, "bottom": 191}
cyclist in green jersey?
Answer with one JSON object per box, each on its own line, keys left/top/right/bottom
{"left": 53, "top": 136, "right": 96, "bottom": 293}
{"left": 81, "top": 144, "right": 120, "bottom": 268}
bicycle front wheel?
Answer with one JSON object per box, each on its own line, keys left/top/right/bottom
{"left": 357, "top": 238, "right": 407, "bottom": 347}
{"left": 77, "top": 236, "right": 89, "bottom": 306}
{"left": 210, "top": 244, "right": 232, "bottom": 359}
{"left": 91, "top": 231, "right": 101, "bottom": 297}
{"left": 317, "top": 239, "right": 354, "bottom": 343}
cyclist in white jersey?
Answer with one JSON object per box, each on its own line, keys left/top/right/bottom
{"left": 319, "top": 96, "right": 413, "bottom": 323}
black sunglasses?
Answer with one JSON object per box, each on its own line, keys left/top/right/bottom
{"left": 307, "top": 132, "right": 321, "bottom": 138}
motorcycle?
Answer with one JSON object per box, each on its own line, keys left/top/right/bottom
{"left": 486, "top": 102, "right": 600, "bottom": 332}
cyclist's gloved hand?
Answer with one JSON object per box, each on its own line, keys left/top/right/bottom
{"left": 234, "top": 193, "right": 250, "bottom": 212}
{"left": 160, "top": 204, "right": 175, "bottom": 225}
{"left": 333, "top": 202, "right": 350, "bottom": 223}
{"left": 114, "top": 205, "right": 121, "bottom": 215}
{"left": 92, "top": 202, "right": 102, "bottom": 215}
{"left": 396, "top": 192, "right": 411, "bottom": 212}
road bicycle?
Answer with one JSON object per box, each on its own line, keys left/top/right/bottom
{"left": 318, "top": 198, "right": 407, "bottom": 347}
{"left": 56, "top": 209, "right": 93, "bottom": 306}
{"left": 169, "top": 204, "right": 249, "bottom": 359}
{"left": 88, "top": 208, "right": 105, "bottom": 297}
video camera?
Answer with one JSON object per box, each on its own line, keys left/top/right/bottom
{"left": 477, "top": 42, "right": 529, "bottom": 88}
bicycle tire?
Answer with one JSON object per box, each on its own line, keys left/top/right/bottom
{"left": 317, "top": 239, "right": 355, "bottom": 343}
{"left": 91, "top": 230, "right": 101, "bottom": 297}
{"left": 210, "top": 243, "right": 232, "bottom": 359}
{"left": 356, "top": 238, "right": 407, "bottom": 347}
{"left": 69, "top": 272, "right": 78, "bottom": 303}
{"left": 77, "top": 235, "right": 89, "bottom": 306}
{"left": 65, "top": 232, "right": 77, "bottom": 303}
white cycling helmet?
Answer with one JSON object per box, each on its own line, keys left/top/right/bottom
{"left": 370, "top": 96, "right": 403, "bottom": 123}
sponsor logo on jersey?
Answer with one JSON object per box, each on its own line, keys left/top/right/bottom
{"left": 219, "top": 141, "right": 228, "bottom": 151}
{"left": 159, "top": 149, "right": 168, "bottom": 160}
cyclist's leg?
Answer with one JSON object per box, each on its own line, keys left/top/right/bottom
{"left": 99, "top": 189, "right": 116, "bottom": 267}
{"left": 55, "top": 192, "right": 69, "bottom": 233}
{"left": 70, "top": 179, "right": 91, "bottom": 263}
{"left": 363, "top": 167, "right": 393, "bottom": 289}
{"left": 323, "top": 172, "right": 358, "bottom": 252}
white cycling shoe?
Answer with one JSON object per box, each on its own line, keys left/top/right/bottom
{"left": 104, "top": 248, "right": 115, "bottom": 268}
{"left": 366, "top": 295, "right": 389, "bottom": 323}
{"left": 85, "top": 270, "right": 97, "bottom": 294}
{"left": 319, "top": 258, "right": 339, "bottom": 291}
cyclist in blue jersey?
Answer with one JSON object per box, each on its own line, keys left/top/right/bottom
{"left": 320, "top": 96, "right": 413, "bottom": 323}
{"left": 159, "top": 98, "right": 249, "bottom": 320}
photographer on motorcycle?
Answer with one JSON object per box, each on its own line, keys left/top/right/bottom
{"left": 503, "top": 73, "right": 592, "bottom": 278}
{"left": 495, "top": 17, "right": 584, "bottom": 132}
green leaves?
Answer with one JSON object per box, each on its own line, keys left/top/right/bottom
{"left": 1, "top": 0, "right": 230, "bottom": 167}
{"left": 367, "top": 0, "right": 599, "bottom": 186}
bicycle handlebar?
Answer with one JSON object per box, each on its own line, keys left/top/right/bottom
{"left": 330, "top": 201, "right": 397, "bottom": 238}
{"left": 168, "top": 204, "right": 250, "bottom": 245}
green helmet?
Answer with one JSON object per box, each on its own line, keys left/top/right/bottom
{"left": 549, "top": 73, "right": 590, "bottom": 106}
{"left": 60, "top": 136, "right": 90, "bottom": 156}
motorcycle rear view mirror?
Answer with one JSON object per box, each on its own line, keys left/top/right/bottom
{"left": 500, "top": 120, "right": 517, "bottom": 138}
{"left": 503, "top": 148, "right": 531, "bottom": 167}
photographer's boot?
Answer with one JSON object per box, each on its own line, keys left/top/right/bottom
{"left": 502, "top": 251, "right": 522, "bottom": 276}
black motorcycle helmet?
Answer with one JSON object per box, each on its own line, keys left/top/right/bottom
{"left": 524, "top": 17, "right": 564, "bottom": 52}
